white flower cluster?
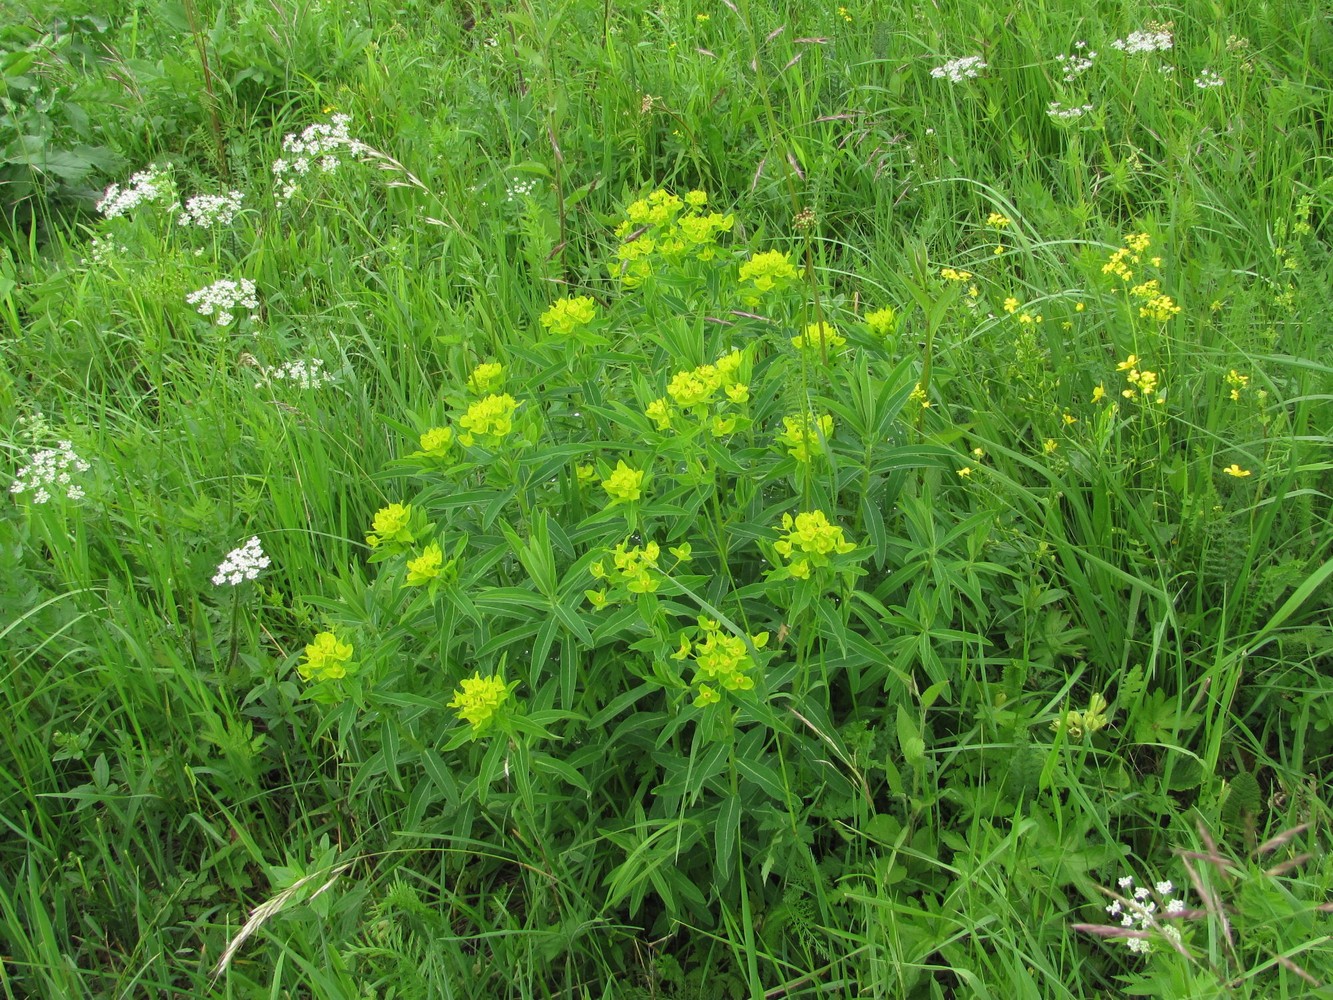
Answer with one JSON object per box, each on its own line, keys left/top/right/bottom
{"left": 1047, "top": 101, "right": 1094, "bottom": 120}
{"left": 1111, "top": 29, "right": 1173, "bottom": 54}
{"left": 1055, "top": 43, "right": 1097, "bottom": 81}
{"left": 1194, "top": 68, "right": 1224, "bottom": 89}
{"left": 180, "top": 190, "right": 245, "bottom": 228}
{"left": 10, "top": 440, "right": 91, "bottom": 504}
{"left": 930, "top": 55, "right": 987, "bottom": 83}
{"left": 212, "top": 536, "right": 271, "bottom": 587}
{"left": 1106, "top": 875, "right": 1186, "bottom": 955}
{"left": 80, "top": 234, "right": 129, "bottom": 268}
{"left": 96, "top": 164, "right": 175, "bottom": 219}
{"left": 271, "top": 113, "right": 369, "bottom": 206}
{"left": 505, "top": 177, "right": 539, "bottom": 204}
{"left": 186, "top": 278, "right": 259, "bottom": 327}
{"left": 256, "top": 358, "right": 337, "bottom": 389}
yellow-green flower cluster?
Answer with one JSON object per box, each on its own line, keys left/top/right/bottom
{"left": 367, "top": 502, "right": 416, "bottom": 550}
{"left": 611, "top": 189, "right": 735, "bottom": 287}
{"left": 589, "top": 539, "right": 665, "bottom": 600}
{"left": 645, "top": 350, "right": 749, "bottom": 436}
{"left": 776, "top": 412, "right": 834, "bottom": 462}
{"left": 738, "top": 249, "right": 798, "bottom": 300}
{"left": 405, "top": 541, "right": 444, "bottom": 586}
{"left": 865, "top": 306, "right": 897, "bottom": 337}
{"left": 299, "top": 631, "right": 355, "bottom": 683}
{"left": 417, "top": 426, "right": 454, "bottom": 458}
{"left": 448, "top": 672, "right": 513, "bottom": 735}
{"left": 457, "top": 393, "right": 518, "bottom": 447}
{"left": 790, "top": 321, "right": 846, "bottom": 353}
{"left": 1051, "top": 692, "right": 1110, "bottom": 739}
{"left": 601, "top": 459, "right": 645, "bottom": 504}
{"left": 672, "top": 617, "right": 769, "bottom": 707}
{"left": 1128, "top": 279, "right": 1181, "bottom": 322}
{"left": 773, "top": 510, "right": 857, "bottom": 579}
{"left": 467, "top": 362, "right": 504, "bottom": 394}
{"left": 1116, "top": 354, "right": 1163, "bottom": 402}
{"left": 540, "top": 296, "right": 597, "bottom": 336}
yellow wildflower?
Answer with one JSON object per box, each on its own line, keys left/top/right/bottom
{"left": 602, "top": 460, "right": 645, "bottom": 504}
{"left": 457, "top": 393, "right": 518, "bottom": 446}
{"left": 987, "top": 212, "right": 1011, "bottom": 229}
{"left": 540, "top": 296, "right": 597, "bottom": 336}
{"left": 1003, "top": 297, "right": 1019, "bottom": 314}
{"left": 957, "top": 466, "right": 973, "bottom": 478}
{"left": 448, "top": 672, "right": 513, "bottom": 735}
{"left": 405, "top": 541, "right": 444, "bottom": 586}
{"left": 738, "top": 249, "right": 798, "bottom": 295}
{"left": 467, "top": 362, "right": 504, "bottom": 394}
{"left": 367, "top": 503, "right": 414, "bottom": 549}
{"left": 791, "top": 321, "right": 846, "bottom": 352}
{"left": 419, "top": 426, "right": 454, "bottom": 458}
{"left": 1222, "top": 464, "right": 1252, "bottom": 478}
{"left": 299, "top": 631, "right": 355, "bottom": 683}
{"left": 773, "top": 510, "right": 857, "bottom": 579}
{"left": 777, "top": 413, "right": 834, "bottom": 462}
{"left": 866, "top": 306, "right": 897, "bottom": 336}
{"left": 1091, "top": 384, "right": 1106, "bottom": 403}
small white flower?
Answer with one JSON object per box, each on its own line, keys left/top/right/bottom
{"left": 1047, "top": 100, "right": 1094, "bottom": 120}
{"left": 97, "top": 164, "right": 176, "bottom": 219}
{"left": 1118, "top": 876, "right": 1134, "bottom": 889}
{"left": 1110, "top": 29, "right": 1173, "bottom": 54}
{"left": 1194, "top": 68, "right": 1224, "bottom": 89}
{"left": 1126, "top": 936, "right": 1152, "bottom": 954}
{"left": 1166, "top": 898, "right": 1185, "bottom": 915}
{"left": 930, "top": 55, "right": 987, "bottom": 83}
{"left": 11, "top": 440, "right": 91, "bottom": 503}
{"left": 255, "top": 358, "right": 338, "bottom": 390}
{"left": 272, "top": 112, "right": 370, "bottom": 207}
{"left": 180, "top": 190, "right": 245, "bottom": 228}
{"left": 212, "top": 536, "right": 270, "bottom": 587}
{"left": 1155, "top": 880, "right": 1174, "bottom": 895}
{"left": 186, "top": 278, "right": 259, "bottom": 325}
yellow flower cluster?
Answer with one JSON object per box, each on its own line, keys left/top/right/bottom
{"left": 601, "top": 460, "right": 645, "bottom": 504}
{"left": 777, "top": 412, "right": 834, "bottom": 462}
{"left": 673, "top": 617, "right": 769, "bottom": 707}
{"left": 457, "top": 393, "right": 518, "bottom": 446}
{"left": 986, "top": 212, "right": 1011, "bottom": 229}
{"left": 1225, "top": 369, "right": 1249, "bottom": 402}
{"left": 611, "top": 189, "right": 735, "bottom": 287}
{"left": 738, "top": 249, "right": 799, "bottom": 299}
{"left": 939, "top": 267, "right": 973, "bottom": 282}
{"left": 1052, "top": 692, "right": 1110, "bottom": 739}
{"left": 299, "top": 631, "right": 355, "bottom": 683}
{"left": 1129, "top": 279, "right": 1181, "bottom": 322}
{"left": 367, "top": 503, "right": 415, "bottom": 549}
{"left": 540, "top": 296, "right": 597, "bottom": 336}
{"left": 418, "top": 426, "right": 454, "bottom": 458}
{"left": 590, "top": 539, "right": 663, "bottom": 596}
{"left": 645, "top": 350, "right": 748, "bottom": 434}
{"left": 865, "top": 306, "right": 897, "bottom": 337}
{"left": 448, "top": 672, "right": 512, "bottom": 734}
{"left": 790, "top": 321, "right": 846, "bottom": 353}
{"left": 773, "top": 510, "right": 856, "bottom": 579}
{"left": 467, "top": 362, "right": 504, "bottom": 394}
{"left": 1102, "top": 232, "right": 1153, "bottom": 282}
{"left": 1116, "top": 354, "right": 1163, "bottom": 402}
{"left": 405, "top": 541, "right": 443, "bottom": 586}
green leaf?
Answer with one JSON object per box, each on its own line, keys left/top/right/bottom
{"left": 715, "top": 792, "right": 741, "bottom": 885}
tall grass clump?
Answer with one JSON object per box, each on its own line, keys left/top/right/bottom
{"left": 1, "top": 0, "right": 1330, "bottom": 996}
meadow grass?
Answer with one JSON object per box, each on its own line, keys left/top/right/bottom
{"left": 1, "top": 0, "right": 1330, "bottom": 996}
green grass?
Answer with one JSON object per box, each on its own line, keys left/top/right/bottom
{"left": 1, "top": 0, "right": 1330, "bottom": 996}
